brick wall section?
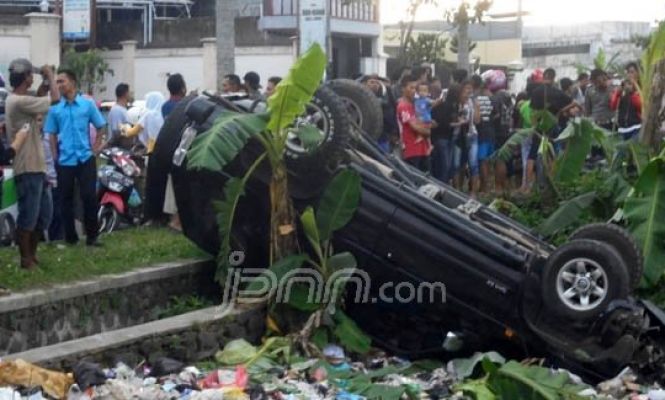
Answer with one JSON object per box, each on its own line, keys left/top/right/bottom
{"left": 0, "top": 260, "right": 219, "bottom": 356}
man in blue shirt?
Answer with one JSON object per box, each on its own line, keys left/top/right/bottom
{"left": 162, "top": 73, "right": 186, "bottom": 118}
{"left": 45, "top": 69, "right": 107, "bottom": 246}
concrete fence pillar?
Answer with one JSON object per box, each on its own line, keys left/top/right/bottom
{"left": 120, "top": 40, "right": 137, "bottom": 93}
{"left": 26, "top": 13, "right": 61, "bottom": 69}
{"left": 201, "top": 37, "right": 217, "bottom": 93}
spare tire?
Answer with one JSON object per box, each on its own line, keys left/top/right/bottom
{"left": 569, "top": 223, "right": 643, "bottom": 289}
{"left": 145, "top": 95, "right": 198, "bottom": 220}
{"left": 328, "top": 79, "right": 383, "bottom": 140}
{"left": 542, "top": 239, "right": 630, "bottom": 321}
{"left": 284, "top": 86, "right": 351, "bottom": 198}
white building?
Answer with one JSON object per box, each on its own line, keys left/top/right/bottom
{"left": 515, "top": 21, "right": 653, "bottom": 90}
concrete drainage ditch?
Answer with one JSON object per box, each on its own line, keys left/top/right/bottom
{"left": 0, "top": 260, "right": 265, "bottom": 370}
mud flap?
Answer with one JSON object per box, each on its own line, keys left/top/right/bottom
{"left": 101, "top": 192, "right": 125, "bottom": 215}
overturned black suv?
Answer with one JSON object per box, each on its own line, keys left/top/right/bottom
{"left": 146, "top": 80, "right": 665, "bottom": 382}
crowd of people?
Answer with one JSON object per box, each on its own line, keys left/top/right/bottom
{"left": 0, "top": 57, "right": 281, "bottom": 271}
{"left": 364, "top": 62, "right": 643, "bottom": 198}
{"left": 0, "top": 53, "right": 644, "bottom": 269}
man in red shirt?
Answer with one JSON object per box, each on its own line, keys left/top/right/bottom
{"left": 397, "top": 75, "right": 431, "bottom": 172}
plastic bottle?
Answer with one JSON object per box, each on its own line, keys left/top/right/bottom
{"left": 173, "top": 126, "right": 198, "bottom": 167}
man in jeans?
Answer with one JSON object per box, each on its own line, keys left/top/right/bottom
{"left": 585, "top": 69, "right": 613, "bottom": 130}
{"left": 5, "top": 58, "right": 60, "bottom": 269}
{"left": 46, "top": 69, "right": 107, "bottom": 246}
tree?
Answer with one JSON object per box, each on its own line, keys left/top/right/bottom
{"left": 404, "top": 33, "right": 448, "bottom": 65}
{"left": 445, "top": 0, "right": 493, "bottom": 72}
{"left": 61, "top": 48, "right": 113, "bottom": 95}
{"left": 449, "top": 34, "right": 477, "bottom": 55}
{"left": 574, "top": 47, "right": 622, "bottom": 77}
{"left": 396, "top": 0, "right": 439, "bottom": 64}
{"left": 640, "top": 21, "right": 665, "bottom": 149}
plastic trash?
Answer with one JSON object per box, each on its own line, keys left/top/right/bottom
{"left": 323, "top": 345, "right": 346, "bottom": 366}
{"left": 336, "top": 391, "right": 365, "bottom": 400}
{"left": 66, "top": 384, "right": 91, "bottom": 400}
{"left": 649, "top": 389, "right": 665, "bottom": 400}
{"left": 173, "top": 126, "right": 198, "bottom": 167}
{"left": 0, "top": 388, "right": 22, "bottom": 400}
{"left": 199, "top": 366, "right": 248, "bottom": 390}
{"left": 113, "top": 362, "right": 136, "bottom": 380}
{"left": 161, "top": 380, "right": 177, "bottom": 392}
{"left": 150, "top": 357, "right": 185, "bottom": 377}
{"left": 143, "top": 377, "right": 157, "bottom": 386}
{"left": 73, "top": 361, "right": 107, "bottom": 390}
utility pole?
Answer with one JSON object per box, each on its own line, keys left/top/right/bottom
{"left": 90, "top": 0, "right": 96, "bottom": 48}
{"left": 216, "top": 0, "right": 237, "bottom": 92}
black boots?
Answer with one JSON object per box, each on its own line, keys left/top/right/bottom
{"left": 17, "top": 229, "right": 36, "bottom": 270}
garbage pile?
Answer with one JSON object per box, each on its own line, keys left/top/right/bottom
{"left": 0, "top": 339, "right": 663, "bottom": 399}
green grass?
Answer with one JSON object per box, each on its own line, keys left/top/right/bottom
{"left": 0, "top": 227, "right": 208, "bottom": 291}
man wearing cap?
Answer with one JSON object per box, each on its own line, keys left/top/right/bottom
{"left": 5, "top": 58, "right": 60, "bottom": 269}
{"left": 243, "top": 72, "right": 264, "bottom": 101}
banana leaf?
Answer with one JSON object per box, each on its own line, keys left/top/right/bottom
{"left": 553, "top": 119, "right": 594, "bottom": 183}
{"left": 333, "top": 309, "right": 372, "bottom": 354}
{"left": 213, "top": 153, "right": 268, "bottom": 281}
{"left": 301, "top": 206, "right": 323, "bottom": 261}
{"left": 455, "top": 379, "right": 497, "bottom": 400}
{"left": 317, "top": 169, "right": 362, "bottom": 242}
{"left": 450, "top": 351, "right": 506, "bottom": 380}
{"left": 267, "top": 43, "right": 327, "bottom": 133}
{"left": 624, "top": 158, "right": 665, "bottom": 284}
{"left": 532, "top": 109, "right": 557, "bottom": 134}
{"left": 537, "top": 192, "right": 598, "bottom": 237}
{"left": 493, "top": 128, "right": 534, "bottom": 162}
{"left": 292, "top": 125, "right": 324, "bottom": 152}
{"left": 187, "top": 111, "right": 269, "bottom": 172}
{"left": 630, "top": 142, "right": 653, "bottom": 175}
{"left": 488, "top": 361, "right": 589, "bottom": 400}
{"left": 244, "top": 254, "right": 309, "bottom": 294}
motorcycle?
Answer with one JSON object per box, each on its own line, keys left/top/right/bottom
{"left": 97, "top": 147, "right": 143, "bottom": 233}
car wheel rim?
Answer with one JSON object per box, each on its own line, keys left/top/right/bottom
{"left": 286, "top": 102, "right": 330, "bottom": 155}
{"left": 556, "top": 258, "right": 608, "bottom": 311}
{"left": 340, "top": 97, "right": 363, "bottom": 129}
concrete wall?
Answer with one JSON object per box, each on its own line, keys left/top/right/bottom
{"left": 383, "top": 28, "right": 522, "bottom": 68}
{"left": 234, "top": 46, "right": 295, "bottom": 83}
{"left": 0, "top": 13, "right": 60, "bottom": 85}
{"left": 99, "top": 42, "right": 295, "bottom": 101}
{"left": 0, "top": 260, "right": 218, "bottom": 357}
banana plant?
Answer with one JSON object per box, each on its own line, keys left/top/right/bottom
{"left": 245, "top": 169, "right": 370, "bottom": 354}
{"left": 624, "top": 155, "right": 665, "bottom": 285}
{"left": 187, "top": 44, "right": 327, "bottom": 278}
{"left": 639, "top": 21, "right": 665, "bottom": 148}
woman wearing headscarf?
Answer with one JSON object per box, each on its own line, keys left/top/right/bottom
{"left": 120, "top": 91, "right": 165, "bottom": 154}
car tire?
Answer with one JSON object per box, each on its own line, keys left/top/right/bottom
{"left": 145, "top": 95, "right": 198, "bottom": 221}
{"left": 328, "top": 79, "right": 383, "bottom": 140}
{"left": 284, "top": 86, "right": 351, "bottom": 198}
{"left": 0, "top": 213, "right": 15, "bottom": 246}
{"left": 569, "top": 223, "right": 643, "bottom": 289}
{"left": 542, "top": 239, "right": 630, "bottom": 321}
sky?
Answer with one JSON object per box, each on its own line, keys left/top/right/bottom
{"left": 380, "top": 0, "right": 665, "bottom": 26}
